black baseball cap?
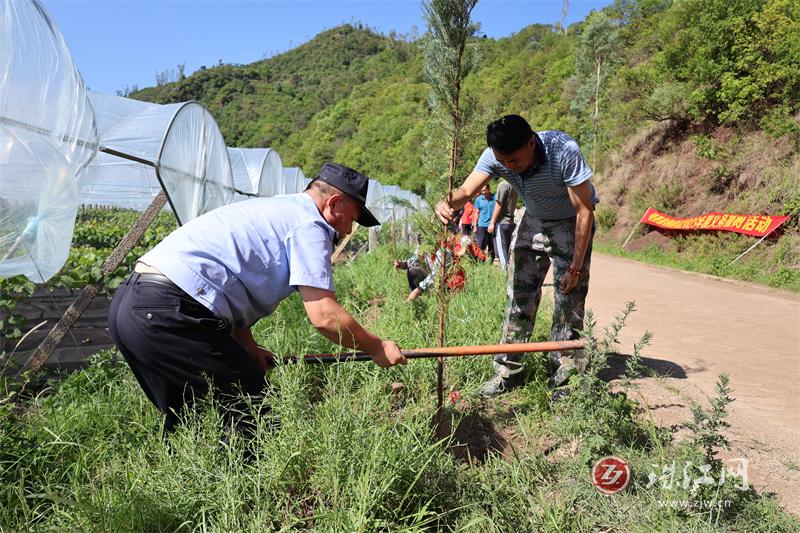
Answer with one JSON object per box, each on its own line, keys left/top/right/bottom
{"left": 308, "top": 163, "right": 380, "bottom": 227}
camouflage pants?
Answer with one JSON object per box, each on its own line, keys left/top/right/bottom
{"left": 494, "top": 213, "right": 594, "bottom": 386}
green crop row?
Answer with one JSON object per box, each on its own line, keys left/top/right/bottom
{"left": 0, "top": 208, "right": 176, "bottom": 347}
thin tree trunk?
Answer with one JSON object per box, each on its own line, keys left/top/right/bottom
{"left": 437, "top": 65, "right": 463, "bottom": 423}
{"left": 593, "top": 58, "right": 602, "bottom": 171}
{"left": 437, "top": 130, "right": 457, "bottom": 421}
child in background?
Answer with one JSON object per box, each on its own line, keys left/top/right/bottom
{"left": 459, "top": 201, "right": 476, "bottom": 236}
{"left": 393, "top": 234, "right": 485, "bottom": 302}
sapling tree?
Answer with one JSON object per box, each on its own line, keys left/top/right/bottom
{"left": 420, "top": 0, "right": 480, "bottom": 419}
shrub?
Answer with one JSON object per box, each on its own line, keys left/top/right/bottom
{"left": 594, "top": 204, "right": 617, "bottom": 232}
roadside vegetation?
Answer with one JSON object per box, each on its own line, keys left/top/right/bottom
{"left": 1, "top": 223, "right": 797, "bottom": 530}
{"left": 594, "top": 124, "right": 800, "bottom": 292}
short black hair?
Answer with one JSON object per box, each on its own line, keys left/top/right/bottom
{"left": 486, "top": 115, "right": 533, "bottom": 154}
{"left": 307, "top": 179, "right": 343, "bottom": 197}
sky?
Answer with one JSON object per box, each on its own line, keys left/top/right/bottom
{"left": 43, "top": 0, "right": 612, "bottom": 95}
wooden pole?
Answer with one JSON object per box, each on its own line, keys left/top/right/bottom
{"left": 16, "top": 191, "right": 168, "bottom": 379}
{"left": 1, "top": 233, "right": 26, "bottom": 263}
{"left": 368, "top": 227, "right": 379, "bottom": 253}
{"left": 622, "top": 220, "right": 642, "bottom": 248}
{"left": 391, "top": 206, "right": 397, "bottom": 258}
{"left": 280, "top": 339, "right": 587, "bottom": 364}
{"left": 331, "top": 225, "right": 358, "bottom": 263}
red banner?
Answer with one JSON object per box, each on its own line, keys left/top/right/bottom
{"left": 640, "top": 208, "right": 789, "bottom": 237}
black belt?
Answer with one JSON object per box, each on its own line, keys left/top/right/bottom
{"left": 131, "top": 271, "right": 181, "bottom": 290}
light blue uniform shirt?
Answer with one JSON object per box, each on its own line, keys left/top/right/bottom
{"left": 473, "top": 194, "right": 495, "bottom": 227}
{"left": 474, "top": 130, "right": 596, "bottom": 220}
{"left": 141, "top": 193, "right": 336, "bottom": 328}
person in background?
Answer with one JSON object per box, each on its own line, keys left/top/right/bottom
{"left": 393, "top": 239, "right": 432, "bottom": 301}
{"left": 434, "top": 115, "right": 596, "bottom": 398}
{"left": 393, "top": 234, "right": 485, "bottom": 302}
{"left": 488, "top": 178, "right": 518, "bottom": 270}
{"left": 472, "top": 184, "right": 496, "bottom": 263}
{"left": 459, "top": 201, "right": 476, "bottom": 236}
{"left": 109, "top": 163, "right": 407, "bottom": 436}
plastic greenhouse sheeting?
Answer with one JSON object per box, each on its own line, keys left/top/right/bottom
{"left": 281, "top": 167, "right": 309, "bottom": 194}
{"left": 229, "top": 147, "right": 259, "bottom": 195}
{"left": 88, "top": 91, "right": 233, "bottom": 226}
{"left": 364, "top": 179, "right": 388, "bottom": 223}
{"left": 0, "top": 0, "right": 98, "bottom": 282}
{"left": 1, "top": 0, "right": 424, "bottom": 284}
{"left": 364, "top": 180, "right": 423, "bottom": 224}
{"left": 251, "top": 149, "right": 283, "bottom": 197}
{"left": 228, "top": 147, "right": 282, "bottom": 197}
{"left": 78, "top": 151, "right": 161, "bottom": 211}
{"left": 158, "top": 102, "right": 232, "bottom": 224}
{"left": 393, "top": 188, "right": 420, "bottom": 222}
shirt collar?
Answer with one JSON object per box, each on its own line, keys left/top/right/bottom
{"left": 523, "top": 132, "right": 546, "bottom": 177}
{"left": 301, "top": 192, "right": 338, "bottom": 242}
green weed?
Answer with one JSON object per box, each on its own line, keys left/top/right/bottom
{"left": 594, "top": 204, "right": 617, "bottom": 232}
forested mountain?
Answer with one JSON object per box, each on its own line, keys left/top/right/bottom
{"left": 135, "top": 24, "right": 424, "bottom": 181}
{"left": 133, "top": 0, "right": 799, "bottom": 286}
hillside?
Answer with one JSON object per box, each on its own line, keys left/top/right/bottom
{"left": 132, "top": 22, "right": 582, "bottom": 191}
{"left": 131, "top": 0, "right": 800, "bottom": 290}
{"left": 134, "top": 24, "right": 421, "bottom": 158}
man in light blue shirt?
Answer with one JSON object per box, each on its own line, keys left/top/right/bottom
{"left": 472, "top": 184, "right": 496, "bottom": 262}
{"left": 435, "top": 115, "right": 596, "bottom": 398}
{"left": 109, "top": 163, "right": 406, "bottom": 434}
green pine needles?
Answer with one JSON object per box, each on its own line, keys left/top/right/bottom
{"left": 420, "top": 0, "right": 481, "bottom": 418}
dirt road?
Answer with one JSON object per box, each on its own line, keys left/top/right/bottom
{"left": 581, "top": 254, "right": 800, "bottom": 514}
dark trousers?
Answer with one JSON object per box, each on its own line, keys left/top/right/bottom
{"left": 475, "top": 226, "right": 496, "bottom": 262}
{"left": 108, "top": 273, "right": 265, "bottom": 431}
{"left": 406, "top": 266, "right": 430, "bottom": 291}
{"left": 494, "top": 223, "right": 516, "bottom": 269}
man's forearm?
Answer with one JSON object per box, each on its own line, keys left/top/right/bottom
{"left": 444, "top": 172, "right": 491, "bottom": 210}
{"left": 316, "top": 307, "right": 382, "bottom": 353}
{"left": 444, "top": 186, "right": 472, "bottom": 211}
{"left": 435, "top": 172, "right": 491, "bottom": 224}
{"left": 490, "top": 202, "right": 502, "bottom": 226}
{"left": 571, "top": 209, "right": 594, "bottom": 269}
